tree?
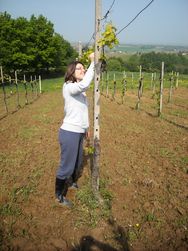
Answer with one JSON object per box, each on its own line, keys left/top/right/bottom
{"left": 107, "top": 58, "right": 122, "bottom": 71}
{"left": 0, "top": 12, "right": 14, "bottom": 71}
{"left": 0, "top": 12, "right": 78, "bottom": 75}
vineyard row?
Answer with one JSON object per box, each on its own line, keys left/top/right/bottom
{"left": 0, "top": 66, "right": 42, "bottom": 119}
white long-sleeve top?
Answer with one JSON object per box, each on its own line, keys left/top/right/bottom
{"left": 60, "top": 62, "right": 94, "bottom": 133}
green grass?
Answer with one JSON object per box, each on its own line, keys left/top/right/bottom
{"left": 159, "top": 147, "right": 176, "bottom": 158}
{"left": 74, "top": 178, "right": 113, "bottom": 228}
{"left": 1, "top": 72, "right": 188, "bottom": 95}
{"left": 0, "top": 202, "right": 22, "bottom": 217}
{"left": 145, "top": 213, "right": 158, "bottom": 222}
{"left": 40, "top": 77, "right": 64, "bottom": 92}
{"left": 169, "top": 109, "right": 188, "bottom": 118}
{"left": 18, "top": 126, "right": 40, "bottom": 139}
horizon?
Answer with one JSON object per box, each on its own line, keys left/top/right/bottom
{"left": 71, "top": 41, "right": 188, "bottom": 47}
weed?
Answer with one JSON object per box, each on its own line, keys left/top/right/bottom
{"left": 84, "top": 146, "right": 94, "bottom": 155}
{"left": 19, "top": 126, "right": 39, "bottom": 139}
{"left": 75, "top": 178, "right": 113, "bottom": 227}
{"left": 0, "top": 153, "right": 7, "bottom": 163}
{"left": 0, "top": 202, "right": 22, "bottom": 216}
{"left": 159, "top": 147, "right": 175, "bottom": 158}
{"left": 175, "top": 216, "right": 188, "bottom": 229}
{"left": 32, "top": 114, "right": 52, "bottom": 124}
{"left": 122, "top": 177, "right": 131, "bottom": 186}
{"left": 76, "top": 184, "right": 99, "bottom": 210}
{"left": 179, "top": 156, "right": 188, "bottom": 173}
{"left": 128, "top": 229, "right": 138, "bottom": 242}
{"left": 180, "top": 156, "right": 188, "bottom": 165}
{"left": 145, "top": 213, "right": 157, "bottom": 222}
{"left": 169, "top": 110, "right": 188, "bottom": 118}
{"left": 12, "top": 185, "right": 35, "bottom": 201}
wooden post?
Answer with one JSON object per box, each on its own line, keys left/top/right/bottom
{"left": 9, "top": 76, "right": 13, "bottom": 95}
{"left": 112, "top": 73, "right": 116, "bottom": 100}
{"left": 139, "top": 65, "right": 144, "bottom": 96}
{"left": 24, "top": 74, "right": 29, "bottom": 105}
{"left": 121, "top": 72, "right": 127, "bottom": 104}
{"left": 136, "top": 66, "right": 144, "bottom": 110}
{"left": 34, "top": 75, "right": 38, "bottom": 97}
{"left": 131, "top": 72, "right": 134, "bottom": 89}
{"left": 152, "top": 72, "right": 156, "bottom": 96}
{"left": 175, "top": 72, "right": 179, "bottom": 89}
{"left": 151, "top": 73, "right": 154, "bottom": 90}
{"left": 168, "top": 75, "right": 173, "bottom": 103}
{"left": 101, "top": 72, "right": 104, "bottom": 93}
{"left": 139, "top": 65, "right": 142, "bottom": 79}
{"left": 0, "top": 66, "right": 3, "bottom": 83}
{"left": 158, "top": 62, "right": 164, "bottom": 117}
{"left": 30, "top": 75, "right": 34, "bottom": 98}
{"left": 92, "top": 0, "right": 102, "bottom": 200}
{"left": 135, "top": 78, "right": 143, "bottom": 110}
{"left": 106, "top": 72, "right": 109, "bottom": 97}
{"left": 39, "top": 75, "right": 42, "bottom": 94}
{"left": 1, "top": 66, "right": 8, "bottom": 113}
{"left": 15, "top": 70, "right": 20, "bottom": 109}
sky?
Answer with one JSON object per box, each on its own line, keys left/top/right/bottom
{"left": 1, "top": 0, "right": 188, "bottom": 46}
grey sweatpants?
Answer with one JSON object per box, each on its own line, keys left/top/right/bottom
{"left": 56, "top": 129, "right": 85, "bottom": 180}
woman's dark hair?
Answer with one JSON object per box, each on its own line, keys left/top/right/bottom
{"left": 64, "top": 61, "right": 84, "bottom": 83}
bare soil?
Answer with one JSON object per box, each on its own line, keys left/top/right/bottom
{"left": 0, "top": 87, "right": 188, "bottom": 251}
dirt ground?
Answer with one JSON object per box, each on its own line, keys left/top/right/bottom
{"left": 0, "top": 87, "right": 188, "bottom": 251}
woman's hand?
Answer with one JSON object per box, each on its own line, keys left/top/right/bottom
{"left": 89, "top": 52, "right": 94, "bottom": 62}
{"left": 85, "top": 130, "right": 90, "bottom": 139}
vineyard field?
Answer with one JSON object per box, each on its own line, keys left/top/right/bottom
{"left": 0, "top": 80, "right": 188, "bottom": 250}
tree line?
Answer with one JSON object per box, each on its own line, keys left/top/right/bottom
{"left": 106, "top": 51, "right": 188, "bottom": 74}
{"left": 0, "top": 12, "right": 78, "bottom": 77}
{"left": 1, "top": 11, "right": 188, "bottom": 77}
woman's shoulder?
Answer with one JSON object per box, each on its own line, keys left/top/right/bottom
{"left": 64, "top": 80, "right": 75, "bottom": 85}
{"left": 63, "top": 81, "right": 75, "bottom": 94}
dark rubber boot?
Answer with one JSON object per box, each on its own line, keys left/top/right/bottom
{"left": 71, "top": 170, "right": 80, "bottom": 190}
{"left": 55, "top": 178, "right": 73, "bottom": 208}
{"left": 70, "top": 182, "right": 79, "bottom": 190}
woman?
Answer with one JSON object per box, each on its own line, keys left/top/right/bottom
{"left": 55, "top": 52, "right": 95, "bottom": 207}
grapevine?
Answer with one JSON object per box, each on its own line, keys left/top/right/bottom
{"left": 79, "top": 47, "right": 94, "bottom": 66}
{"left": 97, "top": 23, "right": 119, "bottom": 49}
{"left": 79, "top": 22, "right": 119, "bottom": 68}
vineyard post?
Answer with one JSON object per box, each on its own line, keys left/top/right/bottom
{"left": 101, "top": 72, "right": 104, "bottom": 93}
{"left": 39, "top": 75, "right": 42, "bottom": 94}
{"left": 152, "top": 72, "right": 156, "bottom": 96}
{"left": 112, "top": 73, "right": 116, "bottom": 100}
{"left": 23, "top": 74, "right": 29, "bottom": 105}
{"left": 151, "top": 73, "right": 154, "bottom": 90}
{"left": 106, "top": 72, "right": 109, "bottom": 97}
{"left": 34, "top": 75, "right": 38, "bottom": 97}
{"left": 0, "top": 66, "right": 8, "bottom": 113}
{"left": 131, "top": 72, "right": 134, "bottom": 90}
{"left": 139, "top": 65, "right": 144, "bottom": 96}
{"left": 135, "top": 66, "right": 143, "bottom": 110}
{"left": 9, "top": 76, "right": 13, "bottom": 95}
{"left": 15, "top": 70, "right": 20, "bottom": 109}
{"left": 92, "top": 0, "right": 102, "bottom": 200}
{"left": 158, "top": 62, "right": 164, "bottom": 117}
{"left": 175, "top": 72, "right": 179, "bottom": 89}
{"left": 135, "top": 79, "right": 142, "bottom": 110}
{"left": 30, "top": 75, "right": 34, "bottom": 98}
{"left": 139, "top": 65, "right": 142, "bottom": 78}
{"left": 168, "top": 75, "right": 173, "bottom": 103}
{"left": 121, "top": 71, "right": 127, "bottom": 104}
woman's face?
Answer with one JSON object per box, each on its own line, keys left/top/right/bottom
{"left": 74, "top": 63, "right": 85, "bottom": 82}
